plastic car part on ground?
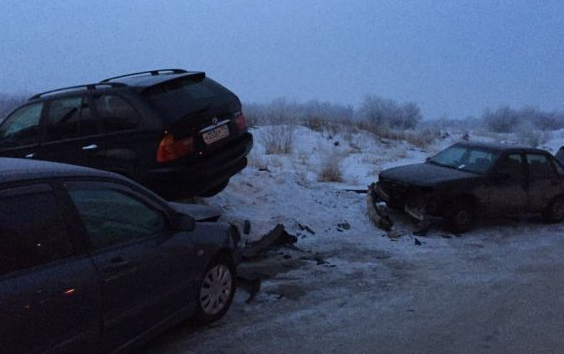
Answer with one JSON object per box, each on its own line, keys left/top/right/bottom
{"left": 239, "top": 224, "right": 298, "bottom": 260}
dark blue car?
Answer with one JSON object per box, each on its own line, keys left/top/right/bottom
{"left": 0, "top": 158, "right": 238, "bottom": 353}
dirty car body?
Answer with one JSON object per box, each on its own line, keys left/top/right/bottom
{"left": 0, "top": 158, "right": 238, "bottom": 354}
{"left": 375, "top": 141, "right": 564, "bottom": 232}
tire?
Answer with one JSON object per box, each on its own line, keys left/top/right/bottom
{"left": 194, "top": 254, "right": 236, "bottom": 324}
{"left": 542, "top": 196, "right": 564, "bottom": 223}
{"left": 444, "top": 199, "right": 475, "bottom": 233}
{"left": 386, "top": 201, "right": 404, "bottom": 212}
{"left": 197, "top": 179, "right": 229, "bottom": 198}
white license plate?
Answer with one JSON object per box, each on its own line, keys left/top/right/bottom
{"left": 202, "top": 124, "right": 229, "bottom": 144}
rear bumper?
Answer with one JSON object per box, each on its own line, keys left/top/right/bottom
{"left": 142, "top": 132, "right": 253, "bottom": 198}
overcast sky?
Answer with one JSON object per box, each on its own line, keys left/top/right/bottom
{"left": 1, "top": 0, "right": 564, "bottom": 119}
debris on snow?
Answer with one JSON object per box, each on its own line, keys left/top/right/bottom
{"left": 243, "top": 219, "right": 252, "bottom": 235}
{"left": 413, "top": 220, "right": 432, "bottom": 236}
{"left": 298, "top": 223, "right": 316, "bottom": 235}
{"left": 240, "top": 224, "right": 298, "bottom": 260}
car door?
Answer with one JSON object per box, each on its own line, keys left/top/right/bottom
{"left": 0, "top": 101, "right": 44, "bottom": 159}
{"left": 0, "top": 183, "right": 101, "bottom": 354}
{"left": 487, "top": 153, "right": 529, "bottom": 214}
{"left": 63, "top": 180, "right": 197, "bottom": 351}
{"left": 39, "top": 95, "right": 107, "bottom": 170}
{"left": 526, "top": 153, "right": 562, "bottom": 212}
{"left": 91, "top": 93, "right": 147, "bottom": 178}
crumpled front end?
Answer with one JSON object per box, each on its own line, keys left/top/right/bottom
{"left": 375, "top": 177, "right": 443, "bottom": 222}
{"left": 403, "top": 188, "right": 442, "bottom": 221}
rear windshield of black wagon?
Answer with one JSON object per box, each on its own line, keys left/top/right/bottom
{"left": 142, "top": 76, "right": 238, "bottom": 123}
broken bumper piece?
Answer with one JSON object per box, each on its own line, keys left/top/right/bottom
{"left": 404, "top": 204, "right": 425, "bottom": 221}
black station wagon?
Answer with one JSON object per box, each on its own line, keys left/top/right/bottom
{"left": 0, "top": 69, "right": 253, "bottom": 199}
{"left": 0, "top": 158, "right": 238, "bottom": 354}
{"left": 375, "top": 141, "right": 564, "bottom": 232}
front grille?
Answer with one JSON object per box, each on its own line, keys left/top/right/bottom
{"left": 380, "top": 179, "right": 409, "bottom": 193}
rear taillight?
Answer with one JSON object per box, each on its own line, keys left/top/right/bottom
{"left": 234, "top": 112, "right": 247, "bottom": 130}
{"left": 156, "top": 133, "right": 194, "bottom": 163}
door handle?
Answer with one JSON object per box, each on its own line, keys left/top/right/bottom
{"left": 25, "top": 152, "right": 35, "bottom": 158}
{"left": 102, "top": 259, "right": 130, "bottom": 272}
{"left": 82, "top": 144, "right": 98, "bottom": 151}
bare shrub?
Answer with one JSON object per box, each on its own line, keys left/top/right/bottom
{"left": 419, "top": 115, "right": 481, "bottom": 134}
{"left": 482, "top": 105, "right": 564, "bottom": 133}
{"left": 244, "top": 98, "right": 354, "bottom": 129}
{"left": 404, "top": 129, "right": 440, "bottom": 148}
{"left": 303, "top": 115, "right": 325, "bottom": 132}
{"left": 261, "top": 125, "right": 295, "bottom": 154}
{"left": 244, "top": 98, "right": 300, "bottom": 127}
{"left": 318, "top": 153, "right": 343, "bottom": 182}
{"left": 483, "top": 106, "right": 520, "bottom": 133}
{"left": 349, "top": 120, "right": 438, "bottom": 148}
{"left": 358, "top": 95, "right": 422, "bottom": 129}
{"left": 515, "top": 126, "right": 551, "bottom": 147}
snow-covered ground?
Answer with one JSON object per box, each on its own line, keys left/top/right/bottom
{"left": 140, "top": 125, "right": 564, "bottom": 354}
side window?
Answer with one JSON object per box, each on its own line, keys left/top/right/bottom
{"left": 45, "top": 97, "right": 81, "bottom": 140}
{"left": 555, "top": 147, "right": 564, "bottom": 166}
{"left": 496, "top": 154, "right": 525, "bottom": 177}
{"left": 93, "top": 95, "right": 139, "bottom": 132}
{"left": 45, "top": 96, "right": 98, "bottom": 141}
{"left": 0, "top": 103, "right": 43, "bottom": 148}
{"left": 79, "top": 96, "right": 98, "bottom": 136}
{"left": 552, "top": 157, "right": 564, "bottom": 175}
{"left": 465, "top": 150, "right": 497, "bottom": 172}
{"left": 0, "top": 188, "right": 74, "bottom": 277}
{"left": 526, "top": 154, "right": 555, "bottom": 178}
{"left": 66, "top": 183, "right": 167, "bottom": 251}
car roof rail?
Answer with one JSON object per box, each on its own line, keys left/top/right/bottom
{"left": 100, "top": 69, "right": 188, "bottom": 83}
{"left": 29, "top": 83, "right": 127, "bottom": 101}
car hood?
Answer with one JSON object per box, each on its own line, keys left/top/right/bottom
{"left": 168, "top": 202, "right": 222, "bottom": 222}
{"left": 379, "top": 163, "right": 481, "bottom": 187}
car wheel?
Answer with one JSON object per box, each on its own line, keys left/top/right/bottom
{"left": 542, "top": 196, "right": 564, "bottom": 223}
{"left": 194, "top": 254, "right": 236, "bottom": 324}
{"left": 197, "top": 179, "right": 229, "bottom": 198}
{"left": 386, "top": 201, "right": 404, "bottom": 212}
{"left": 444, "top": 199, "right": 475, "bottom": 233}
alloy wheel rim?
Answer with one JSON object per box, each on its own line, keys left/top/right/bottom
{"left": 553, "top": 200, "right": 564, "bottom": 219}
{"left": 199, "top": 264, "right": 232, "bottom": 315}
{"left": 456, "top": 210, "right": 469, "bottom": 225}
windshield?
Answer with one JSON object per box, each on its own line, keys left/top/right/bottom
{"left": 142, "top": 77, "right": 237, "bottom": 122}
{"left": 428, "top": 145, "right": 500, "bottom": 174}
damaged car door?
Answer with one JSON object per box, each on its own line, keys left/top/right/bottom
{"left": 487, "top": 153, "right": 529, "bottom": 214}
{"left": 526, "top": 153, "right": 563, "bottom": 212}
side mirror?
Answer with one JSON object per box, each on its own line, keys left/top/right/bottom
{"left": 167, "top": 212, "right": 180, "bottom": 231}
